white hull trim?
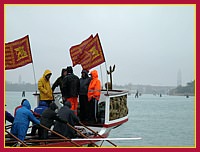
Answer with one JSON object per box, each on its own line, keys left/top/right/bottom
{"left": 71, "top": 137, "right": 142, "bottom": 141}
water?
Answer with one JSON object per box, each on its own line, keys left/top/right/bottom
{"left": 103, "top": 94, "right": 195, "bottom": 147}
{"left": 5, "top": 92, "right": 195, "bottom": 147}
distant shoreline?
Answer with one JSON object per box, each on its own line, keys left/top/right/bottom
{"left": 5, "top": 81, "right": 194, "bottom": 96}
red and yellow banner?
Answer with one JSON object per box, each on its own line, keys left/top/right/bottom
{"left": 5, "top": 35, "right": 33, "bottom": 70}
{"left": 79, "top": 34, "right": 105, "bottom": 71}
{"left": 69, "top": 35, "right": 93, "bottom": 67}
{"left": 69, "top": 34, "right": 105, "bottom": 71}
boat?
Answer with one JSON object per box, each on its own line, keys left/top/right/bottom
{"left": 5, "top": 89, "right": 129, "bottom": 147}
{"left": 5, "top": 34, "right": 134, "bottom": 147}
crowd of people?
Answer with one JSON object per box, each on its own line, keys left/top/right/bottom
{"left": 5, "top": 66, "right": 102, "bottom": 143}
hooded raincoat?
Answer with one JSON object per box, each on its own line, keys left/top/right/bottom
{"left": 11, "top": 99, "right": 40, "bottom": 141}
{"left": 34, "top": 101, "right": 48, "bottom": 115}
{"left": 53, "top": 102, "right": 79, "bottom": 138}
{"left": 40, "top": 103, "right": 59, "bottom": 139}
{"left": 88, "top": 70, "right": 101, "bottom": 101}
{"left": 38, "top": 69, "right": 53, "bottom": 100}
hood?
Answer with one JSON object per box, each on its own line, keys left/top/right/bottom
{"left": 81, "top": 70, "right": 89, "bottom": 78}
{"left": 39, "top": 101, "right": 48, "bottom": 107}
{"left": 22, "top": 99, "right": 31, "bottom": 110}
{"left": 61, "top": 68, "right": 67, "bottom": 77}
{"left": 49, "top": 102, "right": 58, "bottom": 111}
{"left": 90, "top": 70, "right": 98, "bottom": 79}
{"left": 43, "top": 69, "right": 52, "bottom": 78}
{"left": 66, "top": 66, "right": 73, "bottom": 74}
{"left": 64, "top": 101, "right": 72, "bottom": 108}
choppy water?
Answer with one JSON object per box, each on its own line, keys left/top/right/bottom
{"left": 5, "top": 92, "right": 195, "bottom": 147}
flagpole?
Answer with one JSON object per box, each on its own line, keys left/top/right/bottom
{"left": 104, "top": 61, "right": 109, "bottom": 94}
{"left": 31, "top": 63, "right": 37, "bottom": 93}
{"left": 100, "top": 65, "right": 104, "bottom": 89}
{"left": 27, "top": 35, "right": 37, "bottom": 94}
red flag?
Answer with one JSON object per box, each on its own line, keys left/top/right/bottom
{"left": 5, "top": 35, "right": 33, "bottom": 70}
{"left": 80, "top": 34, "right": 105, "bottom": 71}
{"left": 69, "top": 35, "right": 93, "bottom": 67}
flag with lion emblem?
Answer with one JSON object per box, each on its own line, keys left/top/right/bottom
{"left": 5, "top": 35, "right": 33, "bottom": 70}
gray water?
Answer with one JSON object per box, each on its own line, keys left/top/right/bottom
{"left": 5, "top": 92, "right": 195, "bottom": 147}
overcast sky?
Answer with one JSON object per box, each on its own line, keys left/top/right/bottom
{"left": 5, "top": 5, "right": 195, "bottom": 87}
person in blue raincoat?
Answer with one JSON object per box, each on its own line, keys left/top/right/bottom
{"left": 30, "top": 101, "right": 48, "bottom": 136}
{"left": 11, "top": 99, "right": 40, "bottom": 141}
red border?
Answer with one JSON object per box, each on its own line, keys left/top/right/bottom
{"left": 1, "top": 0, "right": 198, "bottom": 152}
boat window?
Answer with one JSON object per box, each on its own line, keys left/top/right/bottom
{"left": 98, "top": 101, "right": 105, "bottom": 124}
{"left": 109, "top": 95, "right": 128, "bottom": 121}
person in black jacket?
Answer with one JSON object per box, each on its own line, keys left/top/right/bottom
{"left": 79, "top": 70, "right": 91, "bottom": 121}
{"left": 53, "top": 101, "right": 80, "bottom": 138}
{"left": 40, "top": 102, "right": 60, "bottom": 139}
{"left": 52, "top": 68, "right": 67, "bottom": 96}
{"left": 62, "top": 66, "right": 80, "bottom": 115}
{"left": 5, "top": 111, "right": 14, "bottom": 124}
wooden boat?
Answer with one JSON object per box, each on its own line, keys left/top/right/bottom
{"left": 5, "top": 89, "right": 129, "bottom": 147}
{"left": 5, "top": 34, "right": 133, "bottom": 147}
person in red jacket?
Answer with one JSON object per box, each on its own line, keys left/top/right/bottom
{"left": 87, "top": 70, "right": 101, "bottom": 123}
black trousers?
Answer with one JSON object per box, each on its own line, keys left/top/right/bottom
{"left": 79, "top": 95, "right": 89, "bottom": 121}
{"left": 88, "top": 98, "right": 98, "bottom": 123}
{"left": 31, "top": 124, "right": 42, "bottom": 138}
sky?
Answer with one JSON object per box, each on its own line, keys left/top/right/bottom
{"left": 5, "top": 5, "right": 195, "bottom": 87}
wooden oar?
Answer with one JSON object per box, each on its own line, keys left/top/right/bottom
{"left": 5, "top": 130, "right": 28, "bottom": 147}
{"left": 6, "top": 138, "right": 67, "bottom": 144}
{"left": 39, "top": 124, "right": 81, "bottom": 147}
{"left": 65, "top": 122, "right": 99, "bottom": 147}
{"left": 79, "top": 122, "right": 117, "bottom": 147}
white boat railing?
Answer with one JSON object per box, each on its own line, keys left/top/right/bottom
{"left": 33, "top": 89, "right": 129, "bottom": 127}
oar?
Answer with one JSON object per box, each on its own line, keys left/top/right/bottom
{"left": 79, "top": 122, "right": 117, "bottom": 147}
{"left": 5, "top": 130, "right": 28, "bottom": 147}
{"left": 6, "top": 138, "right": 67, "bottom": 144}
{"left": 39, "top": 124, "right": 81, "bottom": 147}
{"left": 65, "top": 122, "right": 99, "bottom": 147}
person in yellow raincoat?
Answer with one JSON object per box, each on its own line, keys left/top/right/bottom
{"left": 38, "top": 69, "right": 54, "bottom": 106}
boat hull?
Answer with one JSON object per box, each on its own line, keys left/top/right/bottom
{"left": 5, "top": 90, "right": 129, "bottom": 147}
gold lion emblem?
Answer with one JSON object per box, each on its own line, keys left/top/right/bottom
{"left": 15, "top": 46, "right": 28, "bottom": 61}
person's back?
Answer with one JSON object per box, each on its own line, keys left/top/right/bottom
{"left": 34, "top": 101, "right": 48, "bottom": 115}
{"left": 62, "top": 66, "right": 79, "bottom": 98}
{"left": 62, "top": 73, "right": 80, "bottom": 98}
{"left": 62, "top": 66, "right": 80, "bottom": 115}
{"left": 40, "top": 102, "right": 58, "bottom": 139}
{"left": 11, "top": 99, "right": 40, "bottom": 141}
{"left": 53, "top": 101, "right": 79, "bottom": 138}
{"left": 30, "top": 101, "right": 48, "bottom": 136}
